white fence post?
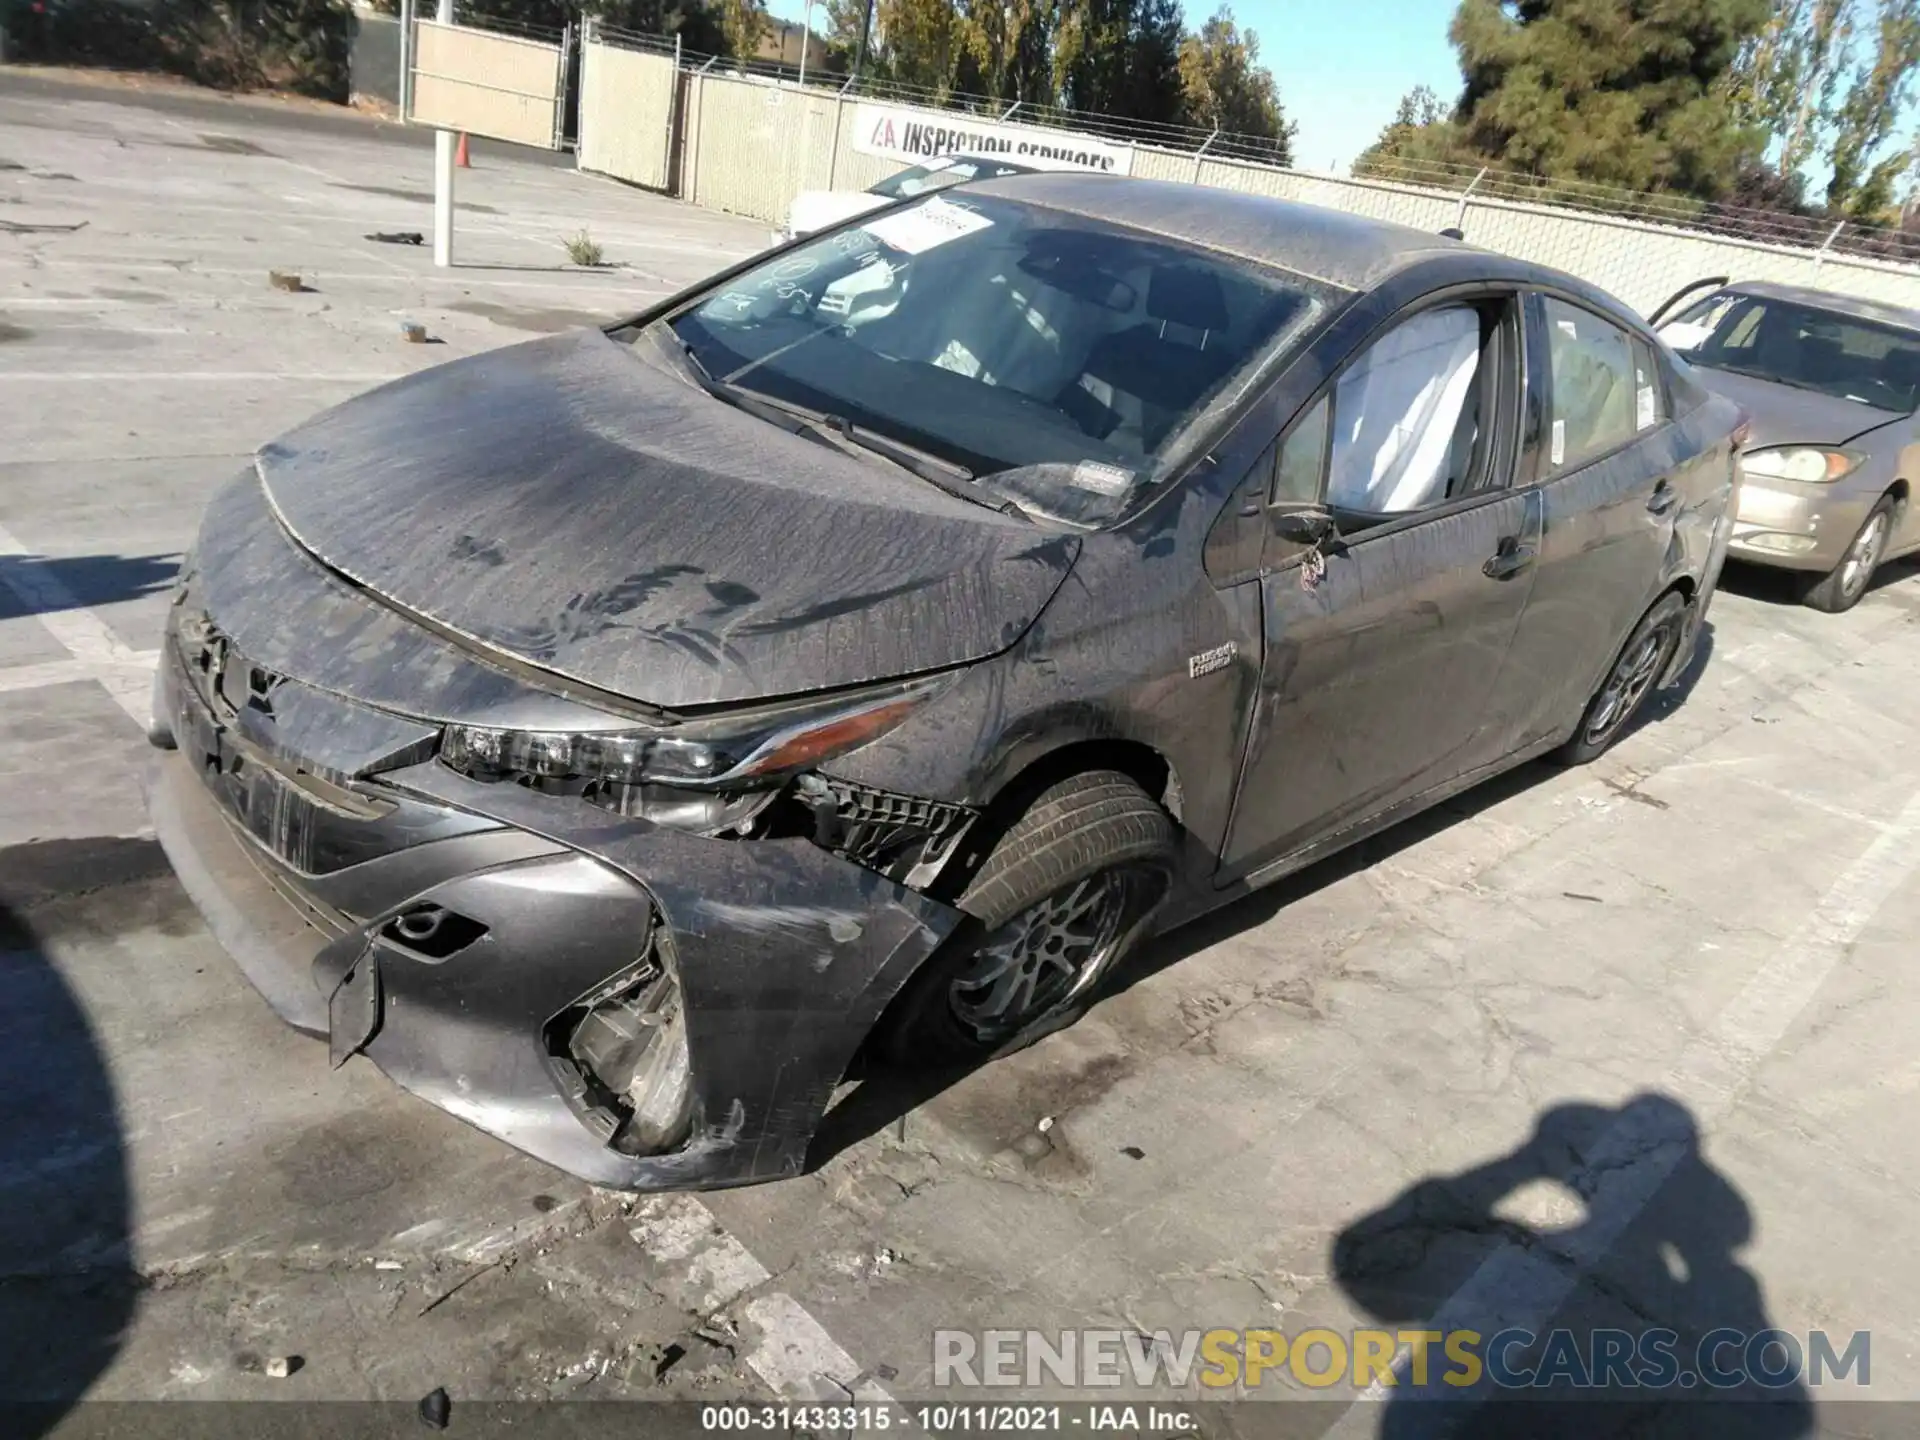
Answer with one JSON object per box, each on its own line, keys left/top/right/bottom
{"left": 1813, "top": 220, "right": 1846, "bottom": 273}
{"left": 432, "top": 0, "right": 455, "bottom": 267}
{"left": 1454, "top": 165, "right": 1487, "bottom": 235}
{"left": 398, "top": 0, "right": 414, "bottom": 119}
{"left": 1190, "top": 125, "right": 1219, "bottom": 185}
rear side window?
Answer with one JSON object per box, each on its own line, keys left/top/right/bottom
{"left": 1543, "top": 297, "right": 1638, "bottom": 471}
{"left": 1631, "top": 338, "right": 1665, "bottom": 432}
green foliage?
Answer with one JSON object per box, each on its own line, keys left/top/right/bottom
{"left": 564, "top": 228, "right": 605, "bottom": 264}
{"left": 1825, "top": 0, "right": 1920, "bottom": 218}
{"left": 1447, "top": 0, "right": 1774, "bottom": 199}
{"left": 5, "top": 0, "right": 355, "bottom": 100}
{"left": 1054, "top": 0, "right": 1183, "bottom": 124}
{"left": 1175, "top": 6, "right": 1293, "bottom": 159}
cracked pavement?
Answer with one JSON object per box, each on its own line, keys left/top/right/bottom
{"left": 6, "top": 71, "right": 1920, "bottom": 1433}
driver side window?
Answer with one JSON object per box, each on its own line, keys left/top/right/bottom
{"left": 1324, "top": 304, "right": 1493, "bottom": 518}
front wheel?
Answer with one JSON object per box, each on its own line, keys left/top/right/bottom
{"left": 1554, "top": 590, "right": 1690, "bottom": 766}
{"left": 874, "top": 770, "right": 1175, "bottom": 1067}
{"left": 1798, "top": 497, "right": 1895, "bottom": 614}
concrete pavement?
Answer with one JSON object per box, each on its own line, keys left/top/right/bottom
{"left": 5, "top": 77, "right": 1920, "bottom": 1436}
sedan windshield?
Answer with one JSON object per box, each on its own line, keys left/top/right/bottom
{"left": 867, "top": 158, "right": 1030, "bottom": 200}
{"left": 1660, "top": 291, "right": 1920, "bottom": 413}
{"left": 663, "top": 193, "right": 1327, "bottom": 522}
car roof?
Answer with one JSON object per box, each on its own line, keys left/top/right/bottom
{"left": 1719, "top": 279, "right": 1920, "bottom": 333}
{"left": 966, "top": 173, "right": 1484, "bottom": 292}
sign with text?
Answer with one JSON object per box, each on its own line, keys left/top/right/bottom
{"left": 852, "top": 102, "right": 1136, "bottom": 176}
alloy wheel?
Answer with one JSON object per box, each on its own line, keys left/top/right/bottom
{"left": 1840, "top": 512, "right": 1889, "bottom": 601}
{"left": 1584, "top": 617, "right": 1679, "bottom": 748}
{"left": 948, "top": 868, "right": 1144, "bottom": 1043}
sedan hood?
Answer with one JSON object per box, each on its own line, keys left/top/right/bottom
{"left": 254, "top": 328, "right": 1076, "bottom": 711}
{"left": 1684, "top": 362, "right": 1905, "bottom": 448}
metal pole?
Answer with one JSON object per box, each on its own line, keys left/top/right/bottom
{"left": 432, "top": 0, "right": 455, "bottom": 266}
{"left": 1190, "top": 124, "right": 1218, "bottom": 184}
{"left": 1000, "top": 100, "right": 1020, "bottom": 122}
{"left": 1813, "top": 219, "right": 1845, "bottom": 272}
{"left": 398, "top": 0, "right": 413, "bottom": 119}
{"left": 797, "top": 0, "right": 814, "bottom": 88}
{"left": 853, "top": 0, "right": 874, "bottom": 79}
{"left": 1455, "top": 164, "right": 1487, "bottom": 235}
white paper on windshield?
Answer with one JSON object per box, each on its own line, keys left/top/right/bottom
{"left": 1636, "top": 383, "right": 1657, "bottom": 431}
{"left": 1551, "top": 418, "right": 1567, "bottom": 466}
{"left": 1658, "top": 320, "right": 1711, "bottom": 351}
{"left": 1071, "top": 462, "right": 1133, "bottom": 496}
{"left": 863, "top": 196, "right": 992, "bottom": 255}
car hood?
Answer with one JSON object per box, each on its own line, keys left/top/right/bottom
{"left": 253, "top": 327, "right": 1077, "bottom": 712}
{"left": 1684, "top": 362, "right": 1906, "bottom": 448}
{"left": 787, "top": 188, "right": 892, "bottom": 237}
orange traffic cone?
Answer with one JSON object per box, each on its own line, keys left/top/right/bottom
{"left": 455, "top": 133, "right": 471, "bottom": 168}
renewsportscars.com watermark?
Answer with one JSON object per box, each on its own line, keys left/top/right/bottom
{"left": 933, "top": 1327, "right": 1872, "bottom": 1392}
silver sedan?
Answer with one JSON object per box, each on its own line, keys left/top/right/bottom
{"left": 1652, "top": 279, "right": 1919, "bottom": 611}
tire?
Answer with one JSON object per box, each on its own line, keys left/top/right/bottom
{"left": 1797, "top": 497, "right": 1896, "bottom": 614}
{"left": 1554, "top": 589, "right": 1691, "bottom": 766}
{"left": 874, "top": 770, "right": 1176, "bottom": 1067}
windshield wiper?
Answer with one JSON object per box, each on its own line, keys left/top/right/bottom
{"left": 663, "top": 329, "right": 1032, "bottom": 516}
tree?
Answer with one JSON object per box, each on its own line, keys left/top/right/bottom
{"left": 858, "top": 0, "right": 965, "bottom": 92}
{"left": 1352, "top": 83, "right": 1473, "bottom": 174}
{"left": 1056, "top": 0, "right": 1185, "bottom": 125}
{"left": 1175, "top": 6, "right": 1294, "bottom": 160}
{"left": 1447, "top": 0, "right": 1774, "bottom": 198}
{"left": 1730, "top": 0, "right": 1859, "bottom": 176}
{"left": 1826, "top": 0, "right": 1920, "bottom": 217}
{"left": 717, "top": 0, "right": 769, "bottom": 59}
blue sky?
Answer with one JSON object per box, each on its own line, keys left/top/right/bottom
{"left": 763, "top": 0, "right": 1465, "bottom": 173}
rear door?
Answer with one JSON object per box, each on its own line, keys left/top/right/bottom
{"left": 1221, "top": 289, "right": 1539, "bottom": 877}
{"left": 1497, "top": 293, "right": 1688, "bottom": 749}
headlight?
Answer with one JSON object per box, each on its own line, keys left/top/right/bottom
{"left": 1741, "top": 446, "right": 1864, "bottom": 484}
{"left": 436, "top": 676, "right": 947, "bottom": 832}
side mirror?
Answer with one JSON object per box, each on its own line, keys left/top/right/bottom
{"left": 1272, "top": 507, "right": 1336, "bottom": 547}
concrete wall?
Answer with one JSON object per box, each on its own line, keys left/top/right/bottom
{"left": 630, "top": 73, "right": 1917, "bottom": 318}
{"left": 409, "top": 20, "right": 563, "bottom": 150}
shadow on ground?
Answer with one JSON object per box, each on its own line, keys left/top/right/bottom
{"left": 1332, "top": 1093, "right": 1814, "bottom": 1439}
{"left": 812, "top": 623, "right": 1718, "bottom": 1167}
{"left": 0, "top": 839, "right": 156, "bottom": 1434}
{"left": 0, "top": 552, "right": 178, "bottom": 617}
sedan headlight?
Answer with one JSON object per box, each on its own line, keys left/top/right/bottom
{"left": 1740, "top": 446, "right": 1864, "bottom": 484}
{"left": 436, "top": 676, "right": 946, "bottom": 833}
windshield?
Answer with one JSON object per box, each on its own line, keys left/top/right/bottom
{"left": 1659, "top": 291, "right": 1920, "bottom": 413}
{"left": 868, "top": 158, "right": 1029, "bottom": 200}
{"left": 663, "top": 193, "right": 1328, "bottom": 523}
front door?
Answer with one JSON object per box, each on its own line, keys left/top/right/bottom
{"left": 1222, "top": 292, "right": 1539, "bottom": 878}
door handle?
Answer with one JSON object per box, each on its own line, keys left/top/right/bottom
{"left": 1483, "top": 540, "right": 1536, "bottom": 580}
{"left": 1647, "top": 482, "right": 1681, "bottom": 516}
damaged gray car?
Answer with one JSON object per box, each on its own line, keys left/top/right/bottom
{"left": 148, "top": 175, "right": 1742, "bottom": 1190}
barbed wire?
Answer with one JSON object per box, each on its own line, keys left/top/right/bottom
{"left": 575, "top": 18, "right": 1919, "bottom": 267}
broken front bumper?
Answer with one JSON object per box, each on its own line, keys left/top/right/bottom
{"left": 147, "top": 646, "right": 960, "bottom": 1192}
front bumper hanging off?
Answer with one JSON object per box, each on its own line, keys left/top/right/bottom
{"left": 146, "top": 642, "right": 962, "bottom": 1192}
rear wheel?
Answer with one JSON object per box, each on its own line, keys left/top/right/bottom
{"left": 875, "top": 771, "right": 1175, "bottom": 1066}
{"left": 1554, "top": 590, "right": 1690, "bottom": 766}
{"left": 1798, "top": 497, "right": 1896, "bottom": 614}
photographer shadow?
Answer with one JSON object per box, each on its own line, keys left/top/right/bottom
{"left": 1331, "top": 1093, "right": 1814, "bottom": 1439}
